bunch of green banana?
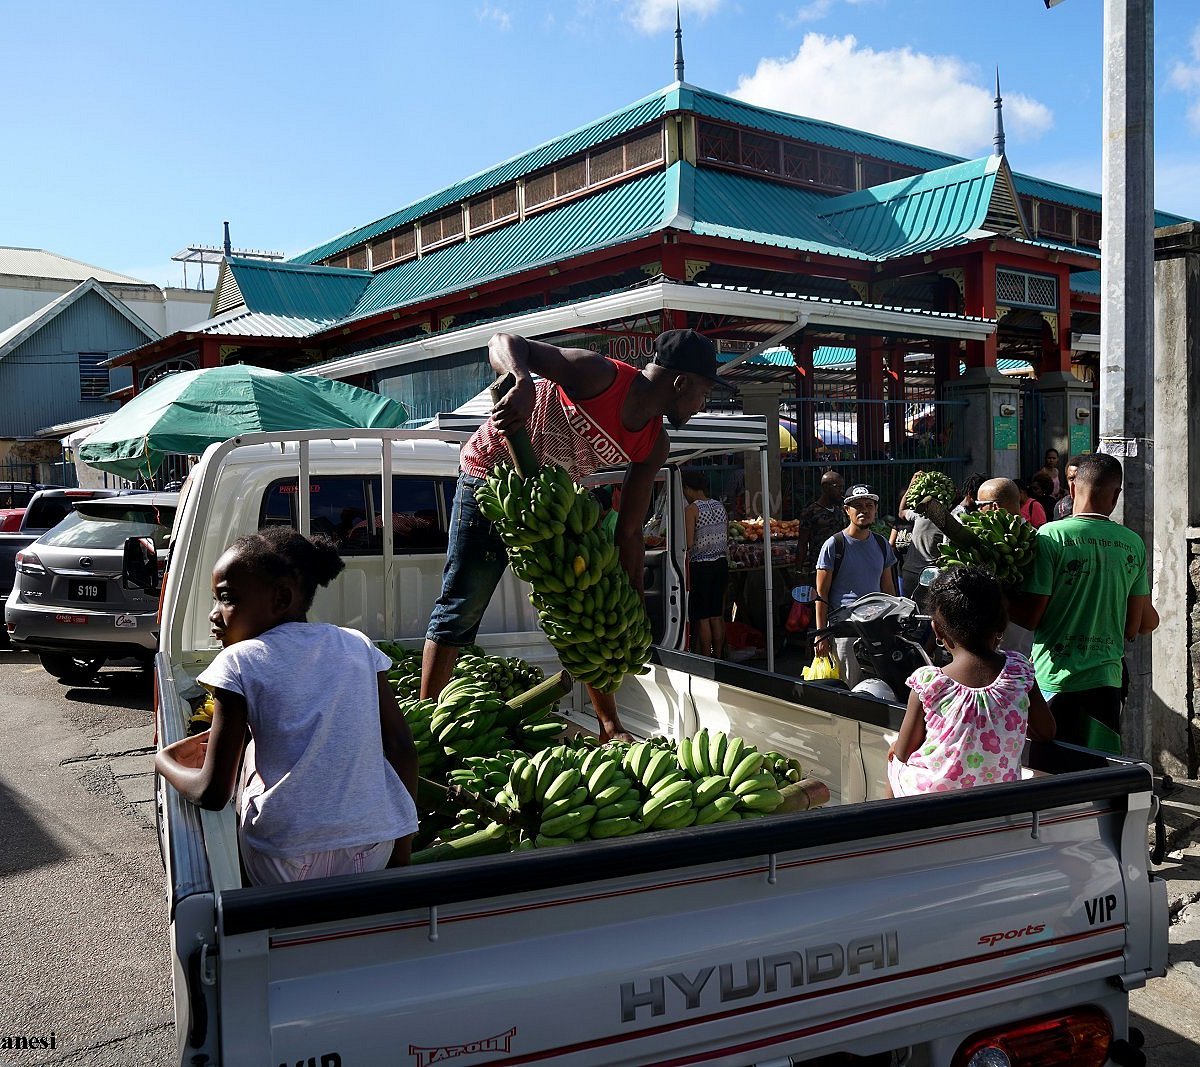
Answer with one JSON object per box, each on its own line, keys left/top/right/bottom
{"left": 761, "top": 750, "right": 805, "bottom": 789}
{"left": 937, "top": 507, "right": 1038, "bottom": 587}
{"left": 907, "top": 470, "right": 958, "bottom": 509}
{"left": 430, "top": 679, "right": 514, "bottom": 760}
{"left": 474, "top": 462, "right": 653, "bottom": 694}
{"left": 676, "top": 729, "right": 786, "bottom": 817}
{"left": 446, "top": 751, "right": 521, "bottom": 797}
{"left": 453, "top": 652, "right": 545, "bottom": 701}
{"left": 620, "top": 740, "right": 701, "bottom": 830}
{"left": 384, "top": 646, "right": 424, "bottom": 699}
{"left": 497, "top": 745, "right": 601, "bottom": 847}
{"left": 396, "top": 697, "right": 444, "bottom": 776}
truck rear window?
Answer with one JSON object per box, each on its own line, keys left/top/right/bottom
{"left": 259, "top": 475, "right": 455, "bottom": 555}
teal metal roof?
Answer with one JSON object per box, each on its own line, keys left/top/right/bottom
{"left": 292, "top": 88, "right": 675, "bottom": 265}
{"left": 683, "top": 85, "right": 960, "bottom": 172}
{"left": 687, "top": 165, "right": 870, "bottom": 260}
{"left": 225, "top": 257, "right": 372, "bottom": 320}
{"left": 1012, "top": 171, "right": 1189, "bottom": 228}
{"left": 1070, "top": 269, "right": 1100, "bottom": 295}
{"left": 715, "top": 345, "right": 856, "bottom": 371}
{"left": 817, "top": 156, "right": 1001, "bottom": 259}
{"left": 346, "top": 165, "right": 669, "bottom": 319}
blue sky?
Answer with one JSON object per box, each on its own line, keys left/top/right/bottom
{"left": 3, "top": 0, "right": 1198, "bottom": 288}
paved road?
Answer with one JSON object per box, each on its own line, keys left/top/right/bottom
{"left": 0, "top": 649, "right": 173, "bottom": 1066}
{"left": 0, "top": 647, "right": 1198, "bottom": 1066}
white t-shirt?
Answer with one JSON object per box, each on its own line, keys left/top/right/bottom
{"left": 198, "top": 622, "right": 418, "bottom": 858}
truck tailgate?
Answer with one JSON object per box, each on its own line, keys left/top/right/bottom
{"left": 215, "top": 765, "right": 1159, "bottom": 1066}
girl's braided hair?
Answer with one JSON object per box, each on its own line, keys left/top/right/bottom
{"left": 229, "top": 526, "right": 344, "bottom": 610}
{"left": 927, "top": 564, "right": 1007, "bottom": 653}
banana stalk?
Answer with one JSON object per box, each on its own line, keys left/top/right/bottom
{"left": 913, "top": 495, "right": 988, "bottom": 555}
{"left": 489, "top": 373, "right": 541, "bottom": 478}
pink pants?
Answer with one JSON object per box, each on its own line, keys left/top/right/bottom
{"left": 241, "top": 838, "right": 392, "bottom": 886}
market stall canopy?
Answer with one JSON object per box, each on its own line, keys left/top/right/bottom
{"left": 78, "top": 365, "right": 409, "bottom": 480}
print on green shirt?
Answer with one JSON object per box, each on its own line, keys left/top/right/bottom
{"left": 1023, "top": 517, "right": 1149, "bottom": 693}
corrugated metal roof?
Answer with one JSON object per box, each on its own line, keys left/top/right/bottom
{"left": 292, "top": 90, "right": 675, "bottom": 265}
{"left": 1012, "top": 172, "right": 1189, "bottom": 227}
{"left": 197, "top": 308, "right": 327, "bottom": 338}
{"left": 0, "top": 278, "right": 158, "bottom": 362}
{"left": 818, "top": 157, "right": 999, "bottom": 259}
{"left": 685, "top": 86, "right": 963, "bottom": 172}
{"left": 1070, "top": 269, "right": 1101, "bottom": 295}
{"left": 224, "top": 257, "right": 372, "bottom": 320}
{"left": 688, "top": 165, "right": 872, "bottom": 260}
{"left": 347, "top": 166, "right": 669, "bottom": 319}
{"left": 0, "top": 247, "right": 150, "bottom": 285}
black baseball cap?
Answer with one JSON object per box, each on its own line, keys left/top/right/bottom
{"left": 844, "top": 483, "right": 880, "bottom": 504}
{"left": 653, "top": 329, "right": 726, "bottom": 386}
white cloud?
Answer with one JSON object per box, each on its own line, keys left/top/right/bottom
{"left": 476, "top": 4, "right": 513, "bottom": 31}
{"left": 731, "top": 33, "right": 1053, "bottom": 158}
{"left": 624, "top": 0, "right": 724, "bottom": 35}
{"left": 1168, "top": 23, "right": 1200, "bottom": 129}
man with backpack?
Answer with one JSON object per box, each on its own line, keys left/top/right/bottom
{"left": 812, "top": 483, "right": 897, "bottom": 688}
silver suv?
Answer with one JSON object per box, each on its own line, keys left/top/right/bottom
{"left": 5, "top": 493, "right": 178, "bottom": 682}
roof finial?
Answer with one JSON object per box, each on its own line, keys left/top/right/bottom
{"left": 674, "top": 2, "right": 685, "bottom": 83}
{"left": 223, "top": 220, "right": 232, "bottom": 257}
{"left": 993, "top": 67, "right": 1006, "bottom": 157}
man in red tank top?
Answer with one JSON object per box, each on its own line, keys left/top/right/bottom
{"left": 423, "top": 329, "right": 725, "bottom": 742}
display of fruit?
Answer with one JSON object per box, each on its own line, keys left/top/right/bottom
{"left": 937, "top": 507, "right": 1039, "bottom": 588}
{"left": 729, "top": 517, "right": 799, "bottom": 543}
{"left": 907, "top": 470, "right": 957, "bottom": 509}
{"left": 410, "top": 730, "right": 825, "bottom": 863}
{"left": 471, "top": 462, "right": 653, "bottom": 694}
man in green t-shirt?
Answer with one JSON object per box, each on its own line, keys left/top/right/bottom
{"left": 1012, "top": 453, "right": 1158, "bottom": 751}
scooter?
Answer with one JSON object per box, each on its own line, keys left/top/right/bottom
{"left": 812, "top": 592, "right": 932, "bottom": 702}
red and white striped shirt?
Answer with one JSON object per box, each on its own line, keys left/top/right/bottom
{"left": 460, "top": 359, "right": 661, "bottom": 479}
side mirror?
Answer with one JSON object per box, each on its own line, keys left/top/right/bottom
{"left": 122, "top": 536, "right": 159, "bottom": 592}
{"left": 919, "top": 566, "right": 941, "bottom": 588}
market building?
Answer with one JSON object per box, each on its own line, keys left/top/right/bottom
{"left": 108, "top": 62, "right": 1188, "bottom": 512}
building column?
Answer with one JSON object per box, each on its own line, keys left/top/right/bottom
{"left": 1037, "top": 370, "right": 1095, "bottom": 467}
{"left": 943, "top": 367, "right": 1021, "bottom": 480}
{"left": 962, "top": 256, "right": 999, "bottom": 370}
{"left": 738, "top": 382, "right": 784, "bottom": 519}
{"left": 789, "top": 338, "right": 817, "bottom": 460}
{"left": 1151, "top": 222, "right": 1200, "bottom": 778}
{"left": 887, "top": 346, "right": 906, "bottom": 454}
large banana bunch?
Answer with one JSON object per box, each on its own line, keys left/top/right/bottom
{"left": 473, "top": 463, "right": 653, "bottom": 693}
{"left": 937, "top": 508, "right": 1038, "bottom": 588}
{"left": 675, "top": 729, "right": 791, "bottom": 819}
{"left": 455, "top": 651, "right": 544, "bottom": 701}
{"left": 908, "top": 470, "right": 957, "bottom": 509}
{"left": 395, "top": 697, "right": 443, "bottom": 776}
{"left": 430, "top": 678, "right": 517, "bottom": 760}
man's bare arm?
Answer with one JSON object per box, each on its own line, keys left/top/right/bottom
{"left": 615, "top": 431, "right": 670, "bottom": 596}
{"left": 1124, "top": 594, "right": 1157, "bottom": 640}
{"left": 488, "top": 334, "right": 616, "bottom": 431}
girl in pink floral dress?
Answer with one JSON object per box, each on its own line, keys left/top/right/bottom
{"left": 888, "top": 566, "right": 1055, "bottom": 797}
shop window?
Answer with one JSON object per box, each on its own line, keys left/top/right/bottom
{"left": 259, "top": 475, "right": 456, "bottom": 556}
{"left": 79, "top": 352, "right": 109, "bottom": 401}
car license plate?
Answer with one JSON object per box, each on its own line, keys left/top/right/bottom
{"left": 68, "top": 580, "right": 106, "bottom": 602}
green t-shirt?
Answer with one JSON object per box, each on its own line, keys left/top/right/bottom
{"left": 1023, "top": 516, "right": 1149, "bottom": 692}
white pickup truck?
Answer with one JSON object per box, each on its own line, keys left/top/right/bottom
{"left": 147, "top": 424, "right": 1166, "bottom": 1067}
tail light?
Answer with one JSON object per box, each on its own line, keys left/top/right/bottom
{"left": 15, "top": 550, "right": 45, "bottom": 576}
{"left": 952, "top": 1008, "right": 1112, "bottom": 1066}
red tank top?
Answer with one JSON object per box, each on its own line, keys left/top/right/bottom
{"left": 460, "top": 359, "right": 661, "bottom": 478}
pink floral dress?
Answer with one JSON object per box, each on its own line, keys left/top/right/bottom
{"left": 888, "top": 652, "right": 1036, "bottom": 797}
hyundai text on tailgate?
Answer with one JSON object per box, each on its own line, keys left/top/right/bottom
{"left": 150, "top": 429, "right": 1166, "bottom": 1067}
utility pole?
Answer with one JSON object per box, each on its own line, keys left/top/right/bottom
{"left": 1099, "top": 0, "right": 1155, "bottom": 761}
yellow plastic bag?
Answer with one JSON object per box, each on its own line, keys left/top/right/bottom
{"left": 802, "top": 654, "right": 840, "bottom": 681}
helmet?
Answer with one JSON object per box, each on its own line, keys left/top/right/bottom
{"left": 851, "top": 677, "right": 896, "bottom": 702}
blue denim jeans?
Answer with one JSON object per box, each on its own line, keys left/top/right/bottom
{"left": 426, "top": 474, "right": 510, "bottom": 647}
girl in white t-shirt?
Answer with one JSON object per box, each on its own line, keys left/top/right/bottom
{"left": 155, "top": 527, "right": 419, "bottom": 886}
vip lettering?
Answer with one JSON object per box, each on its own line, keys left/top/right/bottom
{"left": 1, "top": 1034, "right": 56, "bottom": 1051}
{"left": 620, "top": 933, "right": 900, "bottom": 1022}
{"left": 409, "top": 1027, "right": 517, "bottom": 1067}
{"left": 1085, "top": 894, "right": 1119, "bottom": 925}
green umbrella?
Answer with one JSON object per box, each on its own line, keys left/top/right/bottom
{"left": 78, "top": 365, "right": 409, "bottom": 480}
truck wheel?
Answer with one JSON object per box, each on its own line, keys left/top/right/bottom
{"left": 39, "top": 652, "right": 104, "bottom": 683}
